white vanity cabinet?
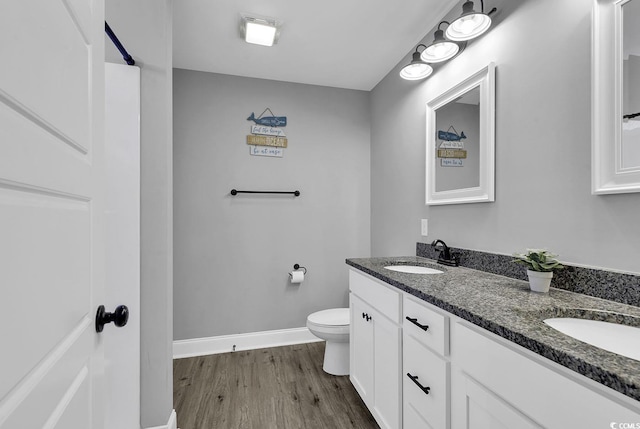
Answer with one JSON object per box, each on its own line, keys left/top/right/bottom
{"left": 349, "top": 270, "right": 402, "bottom": 429}
{"left": 348, "top": 265, "right": 640, "bottom": 429}
{"left": 450, "top": 322, "right": 640, "bottom": 429}
{"left": 403, "top": 296, "right": 450, "bottom": 429}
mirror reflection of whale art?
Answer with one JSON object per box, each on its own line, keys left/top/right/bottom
{"left": 438, "top": 130, "right": 466, "bottom": 141}
{"left": 247, "top": 112, "right": 287, "bottom": 127}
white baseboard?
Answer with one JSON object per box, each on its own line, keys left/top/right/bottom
{"left": 173, "top": 327, "right": 322, "bottom": 359}
{"left": 145, "top": 409, "right": 177, "bottom": 429}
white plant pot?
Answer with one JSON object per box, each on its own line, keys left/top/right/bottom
{"left": 527, "top": 270, "right": 553, "bottom": 293}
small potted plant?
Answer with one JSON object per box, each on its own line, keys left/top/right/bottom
{"left": 512, "top": 249, "right": 564, "bottom": 293}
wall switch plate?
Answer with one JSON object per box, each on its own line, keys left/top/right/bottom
{"left": 421, "top": 219, "right": 428, "bottom": 236}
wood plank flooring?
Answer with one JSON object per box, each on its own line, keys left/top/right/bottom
{"left": 173, "top": 342, "right": 380, "bottom": 429}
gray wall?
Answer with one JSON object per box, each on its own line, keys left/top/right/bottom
{"left": 173, "top": 70, "right": 371, "bottom": 340}
{"left": 371, "top": 0, "right": 640, "bottom": 275}
{"left": 105, "top": 1, "right": 174, "bottom": 427}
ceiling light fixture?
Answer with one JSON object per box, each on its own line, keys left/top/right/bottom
{"left": 445, "top": 0, "right": 495, "bottom": 41}
{"left": 240, "top": 14, "right": 281, "bottom": 47}
{"left": 400, "top": 45, "right": 433, "bottom": 81}
{"left": 421, "top": 22, "right": 460, "bottom": 63}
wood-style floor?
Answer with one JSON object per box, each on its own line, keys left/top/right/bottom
{"left": 173, "top": 341, "right": 380, "bottom": 429}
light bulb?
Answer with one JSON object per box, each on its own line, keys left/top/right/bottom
{"left": 446, "top": 13, "right": 491, "bottom": 41}
{"left": 422, "top": 41, "right": 459, "bottom": 63}
{"left": 400, "top": 62, "right": 433, "bottom": 80}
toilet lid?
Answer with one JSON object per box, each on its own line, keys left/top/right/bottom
{"left": 308, "top": 308, "right": 350, "bottom": 326}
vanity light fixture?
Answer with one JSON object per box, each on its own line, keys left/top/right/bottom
{"left": 240, "top": 14, "right": 281, "bottom": 47}
{"left": 400, "top": 2, "right": 496, "bottom": 81}
{"left": 445, "top": 0, "right": 495, "bottom": 41}
{"left": 421, "top": 22, "right": 460, "bottom": 63}
{"left": 399, "top": 44, "right": 433, "bottom": 81}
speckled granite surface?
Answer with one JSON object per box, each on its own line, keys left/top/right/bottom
{"left": 346, "top": 256, "right": 640, "bottom": 402}
{"left": 416, "top": 242, "right": 640, "bottom": 307}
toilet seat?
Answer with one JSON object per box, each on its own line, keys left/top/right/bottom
{"left": 307, "top": 308, "right": 349, "bottom": 327}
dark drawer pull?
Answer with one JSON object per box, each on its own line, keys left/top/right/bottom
{"left": 407, "top": 373, "right": 430, "bottom": 395}
{"left": 406, "top": 316, "right": 429, "bottom": 331}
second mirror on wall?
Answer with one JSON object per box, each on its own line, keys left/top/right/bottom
{"left": 593, "top": 0, "right": 640, "bottom": 194}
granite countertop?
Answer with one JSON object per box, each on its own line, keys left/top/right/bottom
{"left": 346, "top": 256, "right": 640, "bottom": 402}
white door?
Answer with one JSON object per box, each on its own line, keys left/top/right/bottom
{"left": 0, "top": 1, "right": 106, "bottom": 428}
{"left": 104, "top": 63, "right": 140, "bottom": 429}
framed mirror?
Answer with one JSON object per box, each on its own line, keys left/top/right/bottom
{"left": 426, "top": 63, "right": 495, "bottom": 205}
{"left": 593, "top": 0, "right": 640, "bottom": 194}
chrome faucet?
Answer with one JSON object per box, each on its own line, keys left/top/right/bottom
{"left": 431, "top": 239, "right": 460, "bottom": 267}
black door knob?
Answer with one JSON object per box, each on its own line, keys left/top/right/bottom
{"left": 95, "top": 304, "right": 129, "bottom": 332}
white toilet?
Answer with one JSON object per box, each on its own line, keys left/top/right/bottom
{"left": 306, "top": 308, "right": 350, "bottom": 376}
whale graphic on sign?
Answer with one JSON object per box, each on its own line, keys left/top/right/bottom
{"left": 438, "top": 130, "right": 466, "bottom": 141}
{"left": 247, "top": 112, "right": 287, "bottom": 127}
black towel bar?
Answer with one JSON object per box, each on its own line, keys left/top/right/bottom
{"left": 230, "top": 189, "right": 300, "bottom": 196}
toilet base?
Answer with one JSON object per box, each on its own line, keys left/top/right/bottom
{"left": 323, "top": 340, "right": 349, "bottom": 376}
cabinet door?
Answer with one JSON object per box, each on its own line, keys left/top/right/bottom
{"left": 372, "top": 307, "right": 402, "bottom": 429}
{"left": 350, "top": 294, "right": 374, "bottom": 404}
{"left": 451, "top": 322, "right": 640, "bottom": 427}
{"left": 404, "top": 402, "right": 433, "bottom": 429}
{"left": 454, "top": 374, "right": 542, "bottom": 429}
{"left": 404, "top": 333, "right": 449, "bottom": 429}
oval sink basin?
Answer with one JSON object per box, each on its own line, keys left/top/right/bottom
{"left": 544, "top": 318, "right": 640, "bottom": 361}
{"left": 384, "top": 265, "right": 444, "bottom": 274}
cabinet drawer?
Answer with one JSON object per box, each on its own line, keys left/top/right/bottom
{"left": 403, "top": 296, "right": 449, "bottom": 356}
{"left": 403, "top": 333, "right": 450, "bottom": 429}
{"left": 349, "top": 269, "right": 400, "bottom": 323}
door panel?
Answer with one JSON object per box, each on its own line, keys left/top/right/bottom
{"left": 0, "top": 0, "right": 92, "bottom": 150}
{"left": 1, "top": 325, "right": 92, "bottom": 428}
{"left": 0, "top": 102, "right": 91, "bottom": 195}
{"left": 0, "top": 0, "right": 105, "bottom": 427}
{"left": 0, "top": 188, "right": 90, "bottom": 400}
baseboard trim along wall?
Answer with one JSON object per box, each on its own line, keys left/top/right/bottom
{"left": 145, "top": 409, "right": 177, "bottom": 429}
{"left": 173, "top": 327, "right": 322, "bottom": 359}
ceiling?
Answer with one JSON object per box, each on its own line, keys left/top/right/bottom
{"left": 173, "top": 0, "right": 457, "bottom": 91}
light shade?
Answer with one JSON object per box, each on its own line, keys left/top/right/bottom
{"left": 421, "top": 29, "right": 460, "bottom": 63}
{"left": 400, "top": 50, "right": 433, "bottom": 80}
{"left": 445, "top": 1, "right": 492, "bottom": 41}
{"left": 241, "top": 15, "right": 280, "bottom": 47}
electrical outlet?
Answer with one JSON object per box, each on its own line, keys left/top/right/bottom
{"left": 421, "top": 219, "right": 428, "bottom": 236}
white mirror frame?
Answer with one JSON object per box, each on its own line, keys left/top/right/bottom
{"left": 426, "top": 62, "right": 496, "bottom": 205}
{"left": 592, "top": 0, "right": 640, "bottom": 194}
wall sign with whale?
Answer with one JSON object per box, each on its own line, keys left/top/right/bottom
{"left": 246, "top": 108, "right": 288, "bottom": 157}
{"left": 437, "top": 126, "right": 467, "bottom": 167}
